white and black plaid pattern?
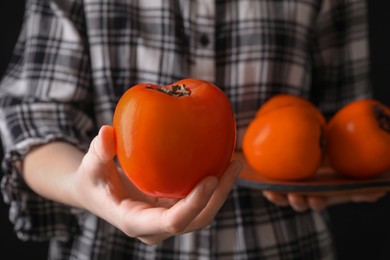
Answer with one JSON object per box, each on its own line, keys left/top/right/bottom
{"left": 0, "top": 0, "right": 370, "bottom": 259}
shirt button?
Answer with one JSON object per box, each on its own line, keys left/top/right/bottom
{"left": 199, "top": 33, "right": 210, "bottom": 47}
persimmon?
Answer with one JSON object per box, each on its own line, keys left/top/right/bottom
{"left": 326, "top": 98, "right": 390, "bottom": 178}
{"left": 256, "top": 94, "right": 326, "bottom": 126}
{"left": 243, "top": 105, "right": 324, "bottom": 181}
{"left": 113, "top": 78, "right": 236, "bottom": 198}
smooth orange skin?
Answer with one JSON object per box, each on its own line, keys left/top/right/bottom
{"left": 326, "top": 99, "right": 390, "bottom": 178}
{"left": 243, "top": 105, "right": 323, "bottom": 181}
{"left": 256, "top": 94, "right": 326, "bottom": 126}
{"left": 113, "top": 78, "right": 236, "bottom": 198}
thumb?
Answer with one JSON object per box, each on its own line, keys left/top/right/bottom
{"left": 88, "top": 125, "right": 117, "bottom": 164}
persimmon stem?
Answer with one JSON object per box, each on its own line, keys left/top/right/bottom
{"left": 373, "top": 105, "right": 390, "bottom": 133}
{"left": 147, "top": 84, "right": 191, "bottom": 97}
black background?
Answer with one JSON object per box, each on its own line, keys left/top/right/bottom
{"left": 1, "top": 1, "right": 389, "bottom": 259}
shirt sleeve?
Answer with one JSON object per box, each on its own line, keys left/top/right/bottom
{"left": 310, "top": 0, "right": 372, "bottom": 118}
{"left": 0, "top": 0, "right": 94, "bottom": 241}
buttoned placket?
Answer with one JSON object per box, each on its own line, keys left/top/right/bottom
{"left": 190, "top": 0, "right": 216, "bottom": 82}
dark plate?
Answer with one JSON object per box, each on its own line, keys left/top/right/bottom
{"left": 235, "top": 152, "right": 390, "bottom": 195}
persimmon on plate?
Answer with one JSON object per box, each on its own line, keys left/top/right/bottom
{"left": 326, "top": 98, "right": 390, "bottom": 178}
{"left": 255, "top": 93, "right": 326, "bottom": 126}
{"left": 239, "top": 95, "right": 390, "bottom": 195}
{"left": 235, "top": 152, "right": 390, "bottom": 196}
{"left": 242, "top": 94, "right": 325, "bottom": 182}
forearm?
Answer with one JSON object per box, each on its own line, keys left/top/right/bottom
{"left": 22, "top": 142, "right": 85, "bottom": 208}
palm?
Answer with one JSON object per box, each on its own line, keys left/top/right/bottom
{"left": 73, "top": 125, "right": 241, "bottom": 244}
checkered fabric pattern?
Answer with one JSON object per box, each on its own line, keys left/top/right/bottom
{"left": 0, "top": 0, "right": 370, "bottom": 259}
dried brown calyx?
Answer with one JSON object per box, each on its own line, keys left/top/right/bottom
{"left": 147, "top": 84, "right": 191, "bottom": 97}
{"left": 373, "top": 105, "right": 390, "bottom": 133}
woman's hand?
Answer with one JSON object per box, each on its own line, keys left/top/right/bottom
{"left": 25, "top": 125, "right": 243, "bottom": 245}
{"left": 262, "top": 190, "right": 386, "bottom": 212}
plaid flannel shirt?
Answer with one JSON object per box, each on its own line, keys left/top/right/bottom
{"left": 0, "top": 0, "right": 371, "bottom": 259}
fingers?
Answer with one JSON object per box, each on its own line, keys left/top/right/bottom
{"left": 82, "top": 125, "right": 117, "bottom": 177}
{"left": 262, "top": 191, "right": 289, "bottom": 207}
{"left": 89, "top": 125, "right": 116, "bottom": 163}
{"left": 189, "top": 160, "right": 243, "bottom": 229}
{"left": 263, "top": 191, "right": 327, "bottom": 212}
{"left": 160, "top": 176, "right": 218, "bottom": 233}
{"left": 207, "top": 160, "right": 243, "bottom": 209}
{"left": 160, "top": 160, "right": 242, "bottom": 232}
{"left": 287, "top": 194, "right": 309, "bottom": 212}
{"left": 307, "top": 196, "right": 327, "bottom": 212}
{"left": 118, "top": 178, "right": 217, "bottom": 244}
{"left": 79, "top": 125, "right": 119, "bottom": 187}
{"left": 349, "top": 192, "right": 386, "bottom": 203}
{"left": 120, "top": 160, "right": 242, "bottom": 243}
{"left": 146, "top": 160, "right": 242, "bottom": 236}
{"left": 263, "top": 191, "right": 387, "bottom": 212}
{"left": 326, "top": 192, "right": 386, "bottom": 206}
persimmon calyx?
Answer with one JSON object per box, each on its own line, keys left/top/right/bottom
{"left": 147, "top": 84, "right": 191, "bottom": 97}
{"left": 373, "top": 105, "right": 390, "bottom": 133}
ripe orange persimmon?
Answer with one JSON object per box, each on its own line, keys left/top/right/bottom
{"left": 256, "top": 94, "right": 326, "bottom": 126}
{"left": 326, "top": 98, "right": 390, "bottom": 178}
{"left": 243, "top": 104, "right": 324, "bottom": 181}
{"left": 113, "top": 78, "right": 236, "bottom": 198}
